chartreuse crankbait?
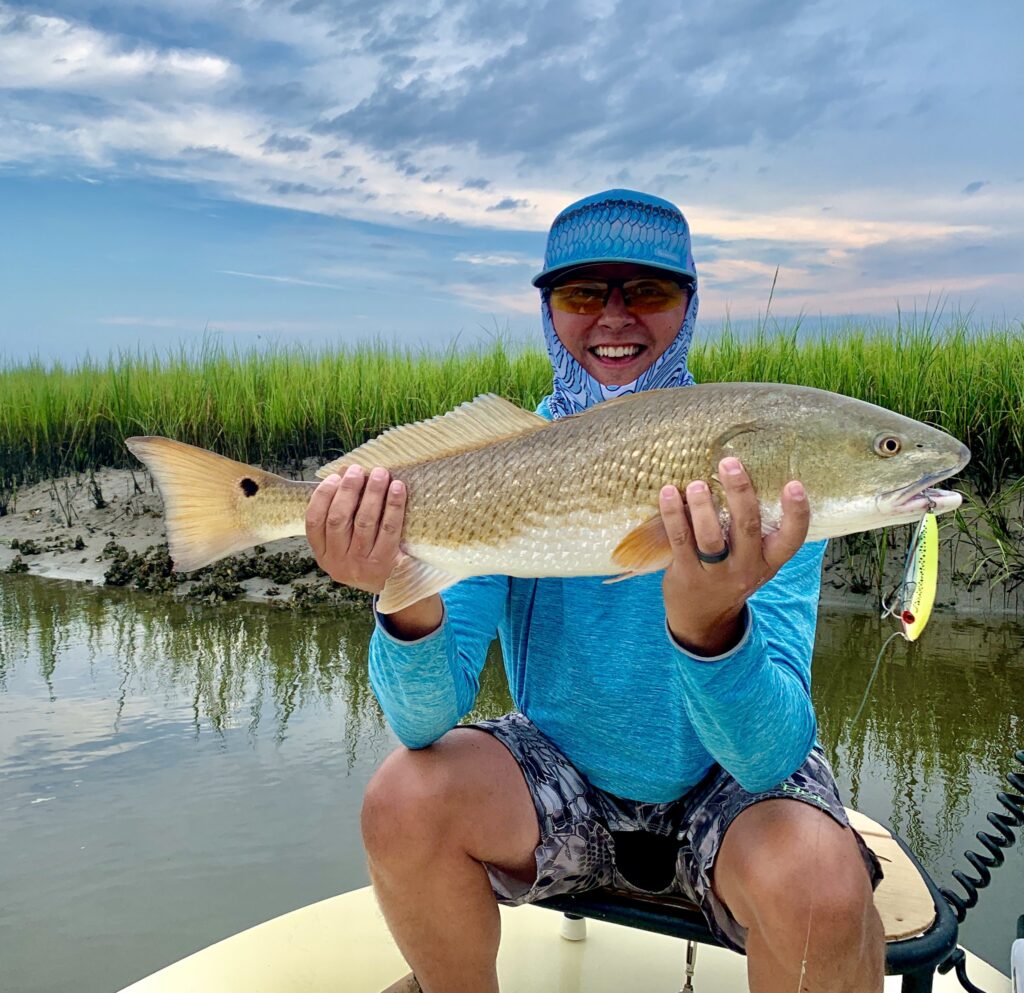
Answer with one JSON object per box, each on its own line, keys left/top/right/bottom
{"left": 852, "top": 512, "right": 940, "bottom": 727}
{"left": 884, "top": 512, "right": 939, "bottom": 641}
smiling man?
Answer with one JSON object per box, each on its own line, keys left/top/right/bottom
{"left": 305, "top": 190, "right": 886, "bottom": 993}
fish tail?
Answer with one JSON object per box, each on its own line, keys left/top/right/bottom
{"left": 125, "top": 436, "right": 311, "bottom": 572}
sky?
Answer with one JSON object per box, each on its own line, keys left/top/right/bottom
{"left": 0, "top": 0, "right": 1022, "bottom": 362}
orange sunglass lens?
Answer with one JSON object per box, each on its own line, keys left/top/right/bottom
{"left": 549, "top": 279, "right": 684, "bottom": 315}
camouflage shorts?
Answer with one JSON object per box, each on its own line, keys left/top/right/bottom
{"left": 469, "top": 712, "right": 882, "bottom": 953}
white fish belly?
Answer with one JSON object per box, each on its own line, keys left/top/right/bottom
{"left": 405, "top": 507, "right": 649, "bottom": 579}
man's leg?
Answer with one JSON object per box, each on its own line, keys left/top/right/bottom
{"left": 712, "top": 799, "right": 884, "bottom": 993}
{"left": 361, "top": 728, "right": 541, "bottom": 993}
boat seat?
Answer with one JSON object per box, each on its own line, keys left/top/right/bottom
{"left": 536, "top": 808, "right": 959, "bottom": 993}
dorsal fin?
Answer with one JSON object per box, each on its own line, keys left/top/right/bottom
{"left": 316, "top": 393, "right": 548, "bottom": 477}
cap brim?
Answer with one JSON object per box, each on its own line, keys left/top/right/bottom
{"left": 532, "top": 258, "right": 697, "bottom": 289}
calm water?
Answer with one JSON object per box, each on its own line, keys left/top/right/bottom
{"left": 1, "top": 576, "right": 1022, "bottom": 993}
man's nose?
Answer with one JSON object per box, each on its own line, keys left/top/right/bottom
{"left": 597, "top": 288, "right": 635, "bottom": 328}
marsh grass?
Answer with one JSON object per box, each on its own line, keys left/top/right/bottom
{"left": 0, "top": 338, "right": 551, "bottom": 511}
{"left": 1, "top": 319, "right": 1022, "bottom": 503}
{"left": 953, "top": 477, "right": 1024, "bottom": 592}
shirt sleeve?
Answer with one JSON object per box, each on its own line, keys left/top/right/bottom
{"left": 668, "top": 540, "right": 827, "bottom": 792}
{"left": 367, "top": 574, "right": 509, "bottom": 749}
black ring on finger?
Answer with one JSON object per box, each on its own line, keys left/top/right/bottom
{"left": 696, "top": 544, "right": 730, "bottom": 564}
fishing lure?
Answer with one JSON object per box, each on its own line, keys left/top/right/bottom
{"left": 882, "top": 512, "right": 939, "bottom": 641}
{"left": 852, "top": 513, "right": 940, "bottom": 728}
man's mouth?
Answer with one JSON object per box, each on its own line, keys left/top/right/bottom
{"left": 590, "top": 344, "right": 646, "bottom": 364}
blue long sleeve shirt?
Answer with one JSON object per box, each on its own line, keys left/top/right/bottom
{"left": 367, "top": 397, "right": 825, "bottom": 802}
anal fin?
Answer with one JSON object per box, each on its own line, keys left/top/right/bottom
{"left": 605, "top": 514, "right": 673, "bottom": 583}
{"left": 377, "top": 555, "right": 461, "bottom": 615}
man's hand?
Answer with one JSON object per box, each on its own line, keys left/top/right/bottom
{"left": 305, "top": 464, "right": 406, "bottom": 593}
{"left": 659, "top": 456, "right": 810, "bottom": 657}
{"left": 305, "top": 465, "right": 444, "bottom": 638}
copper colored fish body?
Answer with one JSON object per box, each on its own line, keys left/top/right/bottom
{"left": 126, "top": 383, "right": 969, "bottom": 613}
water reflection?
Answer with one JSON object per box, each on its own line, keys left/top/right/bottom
{"left": 1, "top": 575, "right": 1022, "bottom": 981}
{"left": 813, "top": 607, "right": 1024, "bottom": 859}
{"left": 0, "top": 577, "right": 514, "bottom": 762}
{"left": 2, "top": 576, "right": 1020, "bottom": 832}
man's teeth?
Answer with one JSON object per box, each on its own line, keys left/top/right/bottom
{"left": 592, "top": 345, "right": 643, "bottom": 358}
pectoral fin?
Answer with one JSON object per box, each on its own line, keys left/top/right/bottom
{"left": 377, "top": 555, "right": 461, "bottom": 615}
{"left": 606, "top": 514, "right": 673, "bottom": 583}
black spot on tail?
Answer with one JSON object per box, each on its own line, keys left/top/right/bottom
{"left": 240, "top": 478, "right": 259, "bottom": 497}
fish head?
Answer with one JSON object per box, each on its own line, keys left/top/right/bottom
{"left": 784, "top": 391, "right": 971, "bottom": 540}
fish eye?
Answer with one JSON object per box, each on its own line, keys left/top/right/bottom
{"left": 874, "top": 434, "right": 902, "bottom": 457}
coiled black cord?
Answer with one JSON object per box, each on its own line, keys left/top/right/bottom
{"left": 936, "top": 749, "right": 1024, "bottom": 993}
{"left": 940, "top": 749, "right": 1024, "bottom": 923}
{"left": 937, "top": 947, "right": 989, "bottom": 993}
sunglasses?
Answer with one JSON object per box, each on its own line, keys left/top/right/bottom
{"left": 549, "top": 277, "right": 689, "bottom": 316}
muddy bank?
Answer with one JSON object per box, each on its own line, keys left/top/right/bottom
{"left": 0, "top": 463, "right": 368, "bottom": 610}
{"left": 0, "top": 464, "right": 1020, "bottom": 616}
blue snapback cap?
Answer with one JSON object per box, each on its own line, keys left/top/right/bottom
{"left": 532, "top": 189, "right": 696, "bottom": 288}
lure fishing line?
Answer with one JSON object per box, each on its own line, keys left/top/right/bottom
{"left": 796, "top": 808, "right": 825, "bottom": 993}
{"left": 851, "top": 630, "right": 904, "bottom": 729}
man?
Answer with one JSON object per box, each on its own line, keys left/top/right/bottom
{"left": 305, "top": 190, "right": 885, "bottom": 993}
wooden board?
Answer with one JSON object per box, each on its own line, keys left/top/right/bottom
{"left": 847, "top": 808, "right": 938, "bottom": 941}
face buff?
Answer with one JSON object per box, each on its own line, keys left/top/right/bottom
{"left": 540, "top": 284, "right": 699, "bottom": 420}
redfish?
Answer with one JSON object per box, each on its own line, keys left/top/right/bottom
{"left": 126, "top": 383, "right": 969, "bottom": 613}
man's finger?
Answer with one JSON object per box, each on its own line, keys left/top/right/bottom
{"left": 763, "top": 480, "right": 811, "bottom": 571}
{"left": 305, "top": 473, "right": 343, "bottom": 559}
{"left": 685, "top": 479, "right": 726, "bottom": 563}
{"left": 659, "top": 485, "right": 695, "bottom": 557}
{"left": 349, "top": 466, "right": 390, "bottom": 557}
{"left": 322, "top": 465, "right": 367, "bottom": 558}
{"left": 718, "top": 457, "right": 761, "bottom": 562}
{"left": 371, "top": 478, "right": 407, "bottom": 563}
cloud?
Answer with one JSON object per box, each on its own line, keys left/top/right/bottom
{"left": 486, "top": 197, "right": 529, "bottom": 212}
{"left": 693, "top": 226, "right": 1022, "bottom": 321}
{"left": 315, "top": 0, "right": 874, "bottom": 164}
{"left": 216, "top": 270, "right": 344, "bottom": 290}
{"left": 454, "top": 252, "right": 537, "bottom": 266}
{"left": 447, "top": 282, "right": 538, "bottom": 316}
{"left": 99, "top": 315, "right": 190, "bottom": 328}
{"left": 961, "top": 180, "right": 989, "bottom": 196}
{"left": 0, "top": 6, "right": 233, "bottom": 91}
{"left": 690, "top": 205, "right": 991, "bottom": 251}
{"left": 99, "top": 315, "right": 341, "bottom": 333}
{"left": 181, "top": 144, "right": 240, "bottom": 160}
{"left": 261, "top": 132, "right": 312, "bottom": 154}
{"left": 202, "top": 319, "right": 342, "bottom": 333}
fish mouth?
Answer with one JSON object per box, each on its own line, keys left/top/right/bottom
{"left": 879, "top": 467, "right": 965, "bottom": 516}
{"left": 886, "top": 485, "right": 963, "bottom": 515}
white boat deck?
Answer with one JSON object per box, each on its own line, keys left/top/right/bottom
{"left": 117, "top": 886, "right": 1010, "bottom": 993}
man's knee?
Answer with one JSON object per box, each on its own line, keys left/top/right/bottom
{"left": 717, "top": 803, "right": 878, "bottom": 940}
{"left": 361, "top": 743, "right": 459, "bottom": 862}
